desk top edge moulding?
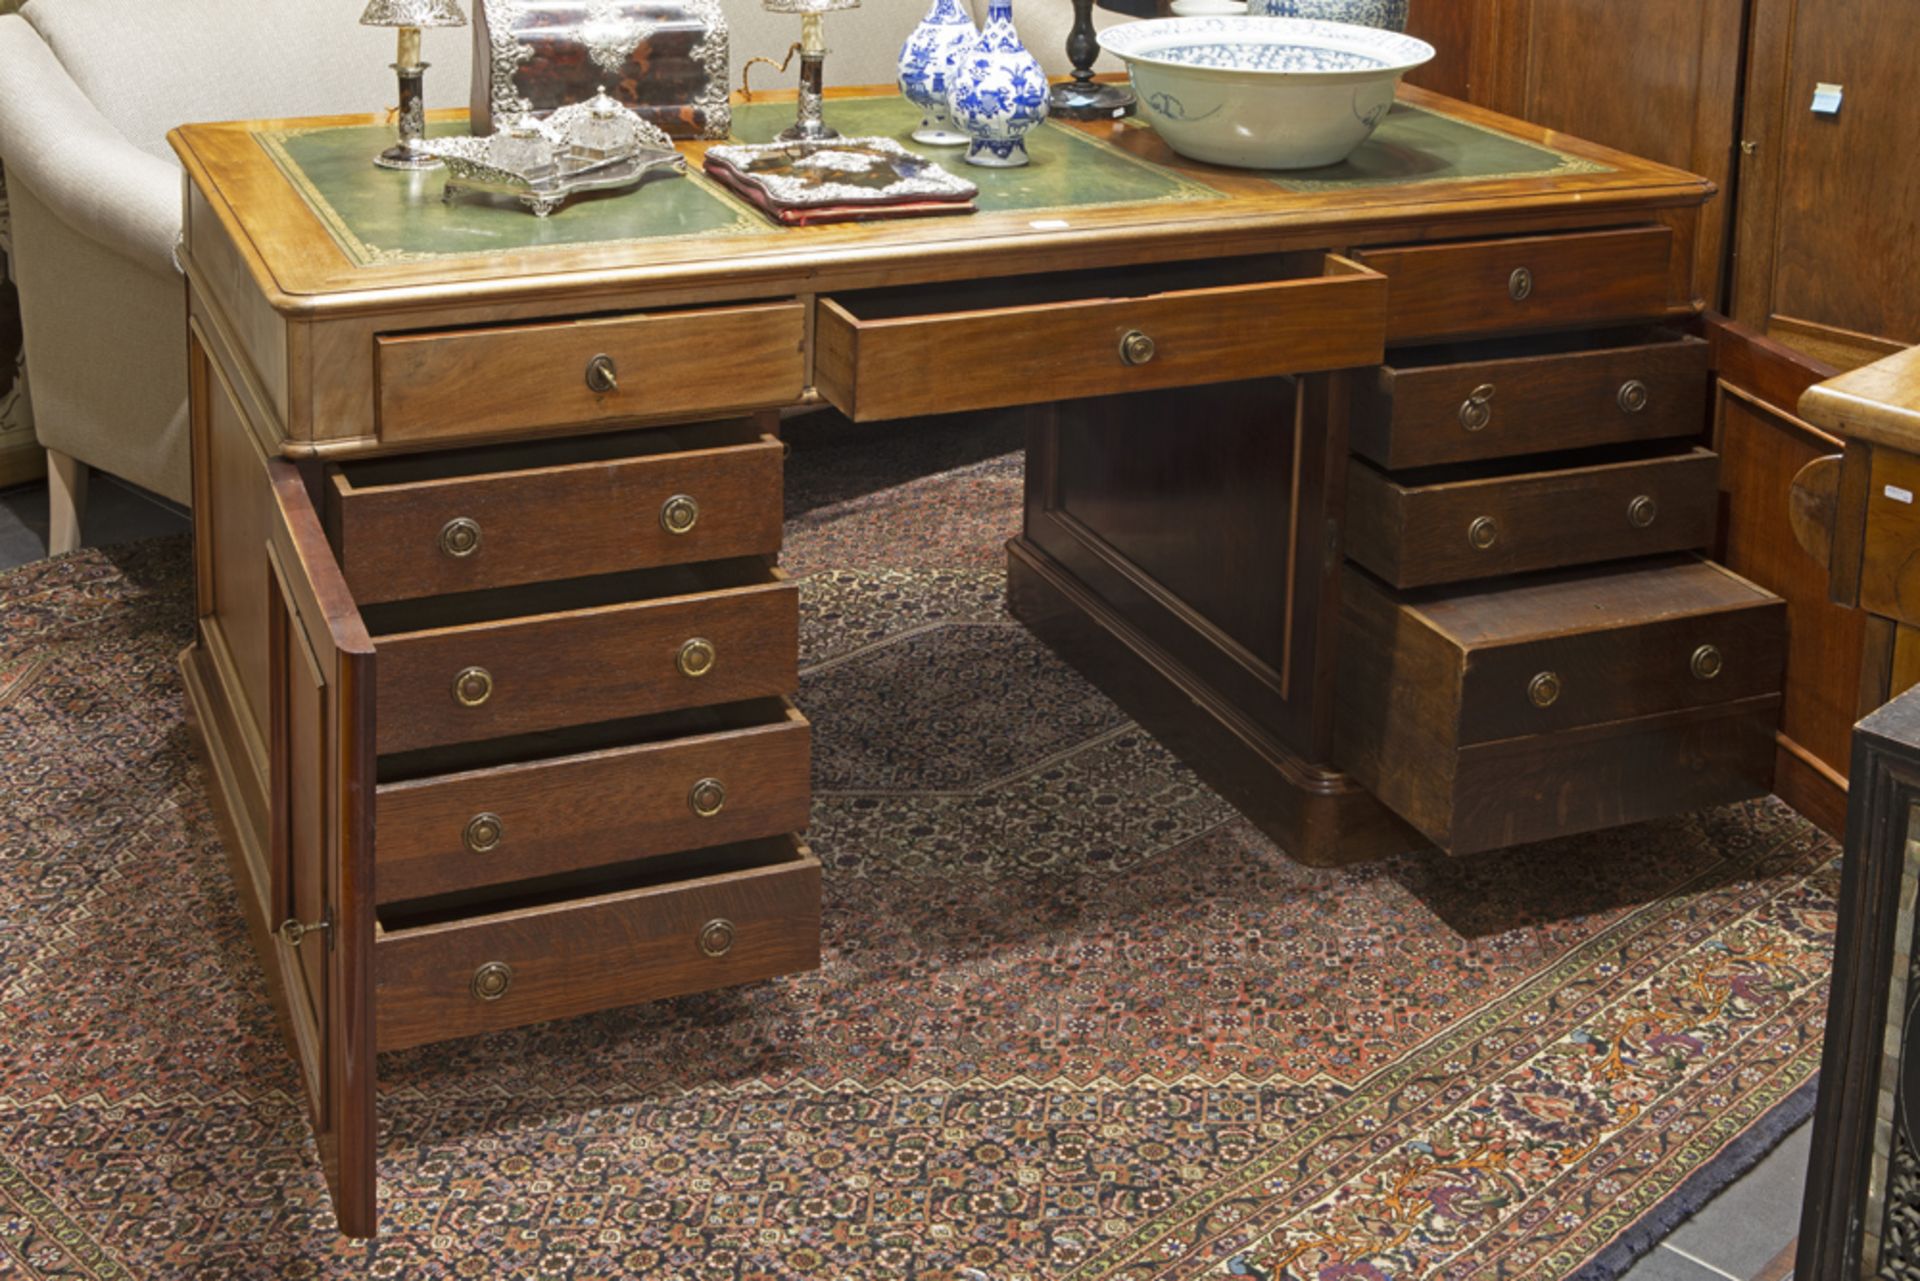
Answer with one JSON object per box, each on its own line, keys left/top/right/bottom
{"left": 177, "top": 75, "right": 1777, "bottom": 1237}
{"left": 172, "top": 86, "right": 1712, "bottom": 312}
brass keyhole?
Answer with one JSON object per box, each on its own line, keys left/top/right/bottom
{"left": 1459, "top": 384, "right": 1495, "bottom": 432}
{"left": 698, "top": 919, "right": 736, "bottom": 958}
{"left": 471, "top": 961, "right": 513, "bottom": 1001}
{"left": 1508, "top": 267, "right": 1534, "bottom": 301}
{"left": 689, "top": 777, "right": 727, "bottom": 818}
{"left": 439, "top": 516, "right": 482, "bottom": 558}
{"left": 453, "top": 666, "right": 494, "bottom": 707}
{"left": 1628, "top": 495, "right": 1659, "bottom": 528}
{"left": 1617, "top": 379, "right": 1650, "bottom": 414}
{"left": 677, "top": 637, "right": 716, "bottom": 679}
{"left": 1118, "top": 330, "right": 1157, "bottom": 366}
{"left": 1528, "top": 670, "right": 1562, "bottom": 708}
{"left": 585, "top": 353, "right": 619, "bottom": 394}
{"left": 660, "top": 494, "right": 700, "bottom": 535}
{"left": 1468, "top": 516, "right": 1500, "bottom": 550}
{"left": 464, "top": 812, "right": 504, "bottom": 854}
{"left": 1691, "top": 643, "right": 1724, "bottom": 681}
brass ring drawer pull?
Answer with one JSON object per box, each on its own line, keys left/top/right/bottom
{"left": 1628, "top": 494, "right": 1659, "bottom": 528}
{"left": 585, "top": 353, "right": 619, "bottom": 394}
{"left": 471, "top": 961, "right": 513, "bottom": 1001}
{"left": 1459, "top": 383, "right": 1495, "bottom": 432}
{"left": 439, "top": 516, "right": 482, "bottom": 558}
{"left": 276, "top": 916, "right": 329, "bottom": 948}
{"left": 464, "top": 812, "right": 503, "bottom": 854}
{"left": 689, "top": 777, "right": 727, "bottom": 818}
{"left": 1528, "top": 670, "right": 1562, "bottom": 708}
{"left": 453, "top": 666, "right": 494, "bottom": 707}
{"left": 1691, "top": 644, "right": 1724, "bottom": 681}
{"left": 1508, "top": 267, "right": 1534, "bottom": 301}
{"left": 1118, "top": 329, "right": 1157, "bottom": 366}
{"left": 698, "top": 918, "right": 736, "bottom": 958}
{"left": 660, "top": 494, "right": 700, "bottom": 536}
{"left": 1617, "top": 379, "right": 1650, "bottom": 414}
{"left": 1468, "top": 515, "right": 1500, "bottom": 550}
{"left": 677, "top": 637, "right": 716, "bottom": 679}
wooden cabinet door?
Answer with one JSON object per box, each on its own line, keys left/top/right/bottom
{"left": 1705, "top": 313, "right": 1865, "bottom": 836}
{"left": 263, "top": 458, "right": 379, "bottom": 1236}
{"left": 1732, "top": 0, "right": 1920, "bottom": 368}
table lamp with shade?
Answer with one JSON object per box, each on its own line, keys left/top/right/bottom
{"left": 758, "top": 0, "right": 863, "bottom": 142}
{"left": 359, "top": 0, "right": 469, "bottom": 170}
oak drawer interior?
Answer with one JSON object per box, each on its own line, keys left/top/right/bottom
{"left": 359, "top": 556, "right": 780, "bottom": 635}
{"left": 327, "top": 421, "right": 783, "bottom": 605}
{"left": 377, "top": 833, "right": 810, "bottom": 932}
{"left": 814, "top": 251, "right": 1386, "bottom": 421}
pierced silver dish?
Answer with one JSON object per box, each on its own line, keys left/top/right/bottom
{"left": 419, "top": 90, "right": 688, "bottom": 216}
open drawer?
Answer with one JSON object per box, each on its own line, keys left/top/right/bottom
{"left": 359, "top": 557, "right": 798, "bottom": 754}
{"left": 325, "top": 421, "right": 784, "bottom": 605}
{"left": 813, "top": 252, "right": 1387, "bottom": 421}
{"left": 375, "top": 698, "right": 811, "bottom": 903}
{"left": 1345, "top": 443, "right": 1720, "bottom": 589}
{"left": 1349, "top": 326, "right": 1712, "bottom": 470}
{"left": 1335, "top": 556, "right": 1785, "bottom": 854}
{"left": 373, "top": 835, "right": 821, "bottom": 1049}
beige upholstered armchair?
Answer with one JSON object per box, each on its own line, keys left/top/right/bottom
{"left": 0, "top": 0, "right": 1103, "bottom": 554}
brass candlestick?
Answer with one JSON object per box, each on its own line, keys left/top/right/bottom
{"left": 759, "top": 0, "right": 862, "bottom": 142}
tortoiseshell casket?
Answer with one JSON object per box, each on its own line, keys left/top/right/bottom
{"left": 471, "top": 0, "right": 731, "bottom": 139}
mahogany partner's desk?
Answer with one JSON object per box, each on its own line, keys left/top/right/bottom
{"left": 172, "top": 89, "right": 1793, "bottom": 1233}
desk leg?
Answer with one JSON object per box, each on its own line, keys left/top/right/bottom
{"left": 1005, "top": 374, "right": 1422, "bottom": 866}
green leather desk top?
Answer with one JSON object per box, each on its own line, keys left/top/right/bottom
{"left": 257, "top": 96, "right": 1609, "bottom": 271}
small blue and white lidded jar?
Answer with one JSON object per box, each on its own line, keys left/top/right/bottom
{"left": 946, "top": 0, "right": 1050, "bottom": 167}
{"left": 898, "top": 0, "right": 979, "bottom": 146}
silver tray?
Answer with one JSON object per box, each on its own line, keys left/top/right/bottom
{"left": 423, "top": 136, "right": 687, "bottom": 216}
{"left": 419, "top": 95, "right": 689, "bottom": 216}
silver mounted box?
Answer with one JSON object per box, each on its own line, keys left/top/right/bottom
{"left": 470, "top": 0, "right": 731, "bottom": 140}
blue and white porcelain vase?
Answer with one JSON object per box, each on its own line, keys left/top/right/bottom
{"left": 898, "top": 0, "right": 978, "bottom": 146}
{"left": 1245, "top": 0, "right": 1408, "bottom": 30}
{"left": 947, "top": 0, "right": 1049, "bottom": 168}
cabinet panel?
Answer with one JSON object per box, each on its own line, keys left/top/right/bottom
{"left": 1731, "top": 0, "right": 1920, "bottom": 365}
{"left": 263, "top": 459, "right": 378, "bottom": 1239}
{"left": 1464, "top": 0, "right": 1744, "bottom": 308}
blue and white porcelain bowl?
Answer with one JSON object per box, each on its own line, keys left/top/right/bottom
{"left": 1244, "top": 0, "right": 1407, "bottom": 32}
{"left": 1098, "top": 16, "right": 1433, "bottom": 169}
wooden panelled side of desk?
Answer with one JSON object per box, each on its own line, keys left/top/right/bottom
{"left": 1794, "top": 344, "right": 1920, "bottom": 702}
{"left": 1792, "top": 347, "right": 1920, "bottom": 1280}
{"left": 171, "top": 87, "right": 1813, "bottom": 1234}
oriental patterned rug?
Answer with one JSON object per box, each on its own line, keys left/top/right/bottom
{"left": 0, "top": 413, "right": 1836, "bottom": 1280}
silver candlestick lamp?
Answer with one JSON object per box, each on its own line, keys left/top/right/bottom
{"left": 758, "top": 0, "right": 862, "bottom": 142}
{"left": 359, "top": 0, "right": 470, "bottom": 170}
